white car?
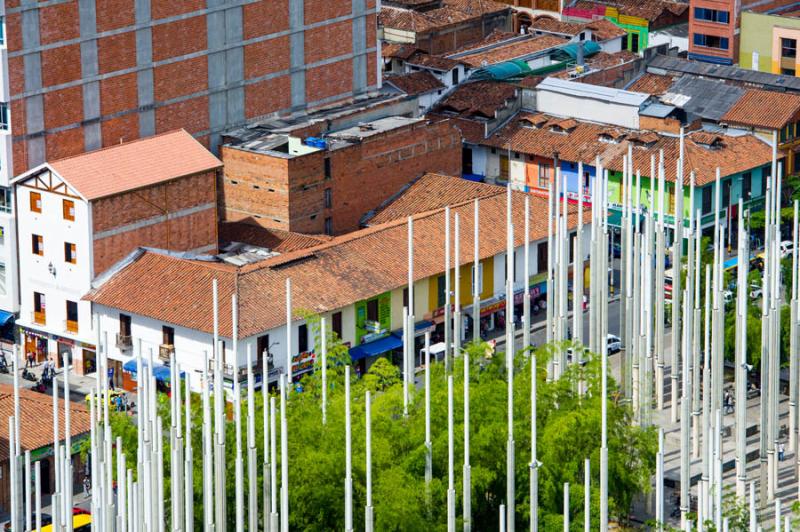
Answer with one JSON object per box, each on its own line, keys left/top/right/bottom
{"left": 606, "top": 334, "right": 622, "bottom": 354}
{"left": 781, "top": 240, "right": 794, "bottom": 259}
{"left": 722, "top": 290, "right": 733, "bottom": 305}
{"left": 750, "top": 284, "right": 763, "bottom": 300}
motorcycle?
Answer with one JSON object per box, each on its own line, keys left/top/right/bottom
{"left": 21, "top": 368, "right": 37, "bottom": 382}
{"left": 0, "top": 357, "right": 9, "bottom": 374}
{"left": 31, "top": 379, "right": 46, "bottom": 393}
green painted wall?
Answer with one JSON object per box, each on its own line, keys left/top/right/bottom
{"left": 354, "top": 292, "right": 392, "bottom": 345}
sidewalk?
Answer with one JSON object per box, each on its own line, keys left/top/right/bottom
{"left": 0, "top": 356, "right": 112, "bottom": 403}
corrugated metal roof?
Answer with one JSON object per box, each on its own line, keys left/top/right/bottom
{"left": 640, "top": 102, "right": 676, "bottom": 118}
{"left": 537, "top": 77, "right": 650, "bottom": 107}
{"left": 661, "top": 76, "right": 745, "bottom": 121}
{"left": 649, "top": 55, "right": 800, "bottom": 92}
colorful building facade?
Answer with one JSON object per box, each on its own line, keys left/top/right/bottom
{"left": 739, "top": 11, "right": 800, "bottom": 75}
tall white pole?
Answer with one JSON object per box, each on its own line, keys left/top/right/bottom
{"left": 424, "top": 332, "right": 432, "bottom": 494}
{"left": 247, "top": 345, "right": 258, "bottom": 532}
{"left": 584, "top": 458, "right": 590, "bottom": 532}
{"left": 407, "top": 217, "right": 414, "bottom": 415}
{"left": 35, "top": 459, "right": 42, "bottom": 532}
{"left": 530, "top": 348, "right": 538, "bottom": 532}
{"left": 286, "top": 278, "right": 292, "bottom": 387}
{"left": 321, "top": 316, "right": 328, "bottom": 425}
{"left": 524, "top": 195, "right": 531, "bottom": 353}
{"left": 455, "top": 213, "right": 462, "bottom": 358}
{"left": 365, "top": 390, "right": 374, "bottom": 532}
{"left": 445, "top": 207, "right": 452, "bottom": 373}
{"left": 505, "top": 186, "right": 515, "bottom": 532}
{"left": 473, "top": 199, "right": 481, "bottom": 345}
{"left": 464, "top": 313, "right": 472, "bottom": 532}
{"left": 563, "top": 482, "right": 570, "bottom": 532}
{"left": 280, "top": 375, "right": 289, "bottom": 532}
{"left": 447, "top": 374, "right": 456, "bottom": 532}
{"left": 345, "top": 365, "right": 353, "bottom": 532}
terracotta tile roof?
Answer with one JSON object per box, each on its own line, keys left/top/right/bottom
{"left": 457, "top": 34, "right": 567, "bottom": 67}
{"left": 449, "top": 29, "right": 520, "bottom": 55}
{"left": 219, "top": 222, "right": 332, "bottom": 253}
{"left": 86, "top": 190, "right": 589, "bottom": 338}
{"left": 483, "top": 112, "right": 775, "bottom": 185}
{"left": 0, "top": 384, "right": 91, "bottom": 462}
{"left": 382, "top": 42, "right": 419, "bottom": 60}
{"left": 385, "top": 71, "right": 446, "bottom": 95}
{"left": 721, "top": 89, "right": 800, "bottom": 130}
{"left": 379, "top": 0, "right": 510, "bottom": 34}
{"left": 570, "top": 0, "right": 687, "bottom": 23}
{"left": 365, "top": 173, "right": 505, "bottom": 225}
{"left": 627, "top": 73, "right": 675, "bottom": 95}
{"left": 44, "top": 130, "right": 222, "bottom": 201}
{"left": 433, "top": 80, "right": 518, "bottom": 118}
{"left": 584, "top": 18, "right": 627, "bottom": 40}
{"left": 406, "top": 51, "right": 463, "bottom": 71}
{"left": 530, "top": 16, "right": 585, "bottom": 36}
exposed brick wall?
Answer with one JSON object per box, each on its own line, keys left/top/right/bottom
{"left": 415, "top": 11, "right": 512, "bottom": 54}
{"left": 91, "top": 169, "right": 219, "bottom": 274}
{"left": 220, "top": 120, "right": 463, "bottom": 235}
{"left": 7, "top": 1, "right": 379, "bottom": 176}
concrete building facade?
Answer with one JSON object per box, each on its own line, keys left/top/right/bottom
{"left": 688, "top": 0, "right": 738, "bottom": 64}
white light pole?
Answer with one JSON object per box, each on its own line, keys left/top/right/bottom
{"left": 365, "top": 390, "right": 374, "bottom": 532}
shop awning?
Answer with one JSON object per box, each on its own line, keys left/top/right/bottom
{"left": 0, "top": 310, "right": 14, "bottom": 327}
{"left": 151, "top": 365, "right": 185, "bottom": 383}
{"left": 349, "top": 334, "right": 403, "bottom": 362}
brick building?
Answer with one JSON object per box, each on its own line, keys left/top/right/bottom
{"left": 0, "top": 0, "right": 379, "bottom": 316}
{"left": 12, "top": 129, "right": 221, "bottom": 376}
{"left": 220, "top": 116, "right": 462, "bottom": 235}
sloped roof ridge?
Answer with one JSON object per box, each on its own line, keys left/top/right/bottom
{"left": 49, "top": 129, "right": 200, "bottom": 165}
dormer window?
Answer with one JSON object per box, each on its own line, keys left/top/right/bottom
{"left": 520, "top": 115, "right": 548, "bottom": 129}
{"left": 693, "top": 132, "right": 725, "bottom": 149}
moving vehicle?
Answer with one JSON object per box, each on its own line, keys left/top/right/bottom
{"left": 606, "top": 334, "right": 622, "bottom": 354}
{"left": 781, "top": 240, "right": 793, "bottom": 258}
{"left": 4, "top": 514, "right": 52, "bottom": 531}
{"left": 38, "top": 513, "right": 91, "bottom": 532}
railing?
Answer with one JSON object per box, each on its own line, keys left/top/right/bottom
{"left": 32, "top": 311, "right": 45, "bottom": 325}
{"left": 116, "top": 334, "right": 132, "bottom": 350}
{"left": 65, "top": 319, "right": 78, "bottom": 334}
{"left": 159, "top": 344, "right": 175, "bottom": 362}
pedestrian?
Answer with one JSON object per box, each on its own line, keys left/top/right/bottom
{"left": 26, "top": 351, "right": 34, "bottom": 369}
{"left": 779, "top": 442, "right": 786, "bottom": 462}
{"left": 83, "top": 476, "right": 91, "bottom": 498}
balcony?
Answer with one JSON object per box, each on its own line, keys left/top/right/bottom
{"left": 116, "top": 333, "right": 132, "bottom": 351}
{"left": 65, "top": 319, "right": 78, "bottom": 334}
{"left": 32, "top": 311, "right": 45, "bottom": 325}
{"left": 159, "top": 344, "right": 175, "bottom": 362}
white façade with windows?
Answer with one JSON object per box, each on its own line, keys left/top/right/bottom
{"left": 13, "top": 166, "right": 95, "bottom": 367}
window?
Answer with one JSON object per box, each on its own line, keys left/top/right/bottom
{"left": 64, "top": 242, "right": 76, "bottom": 264}
{"left": 33, "top": 292, "right": 45, "bottom": 324}
{"left": 30, "top": 191, "right": 41, "bottom": 213}
{"left": 162, "top": 325, "right": 175, "bottom": 346}
{"left": 722, "top": 179, "right": 731, "bottom": 208}
{"left": 62, "top": 199, "right": 75, "bottom": 221}
{"left": 324, "top": 188, "right": 332, "bottom": 209}
{"left": 403, "top": 287, "right": 409, "bottom": 308}
{"left": 462, "top": 147, "right": 473, "bottom": 174}
{"left": 366, "top": 298, "right": 379, "bottom": 322}
{"left": 324, "top": 158, "right": 331, "bottom": 179}
{"left": 66, "top": 300, "right": 78, "bottom": 332}
{"left": 452, "top": 69, "right": 459, "bottom": 85}
{"left": 298, "top": 324, "right": 308, "bottom": 353}
{"left": 324, "top": 217, "right": 333, "bottom": 236}
{"left": 0, "top": 188, "right": 11, "bottom": 214}
{"left": 694, "top": 7, "right": 729, "bottom": 23}
{"left": 437, "top": 275, "right": 446, "bottom": 307}
{"left": 256, "top": 334, "right": 270, "bottom": 358}
{"left": 538, "top": 164, "right": 551, "bottom": 189}
{"left": 537, "top": 241, "right": 548, "bottom": 273}
{"left": 119, "top": 314, "right": 131, "bottom": 337}
{"left": 702, "top": 185, "right": 713, "bottom": 214}
{"left": 579, "top": 32, "right": 586, "bottom": 41}
{"left": 0, "top": 102, "right": 9, "bottom": 131}
{"left": 631, "top": 32, "right": 639, "bottom": 53}
{"left": 783, "top": 68, "right": 797, "bottom": 76}
{"left": 621, "top": 33, "right": 628, "bottom": 50}
{"left": 0, "top": 16, "right": 5, "bottom": 46}
{"left": 31, "top": 234, "right": 43, "bottom": 256}
{"left": 742, "top": 172, "right": 752, "bottom": 199}
{"left": 693, "top": 33, "right": 729, "bottom": 50}
{"left": 332, "top": 312, "right": 343, "bottom": 338}
{"left": 783, "top": 38, "right": 797, "bottom": 58}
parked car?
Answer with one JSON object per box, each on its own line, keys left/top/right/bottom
{"left": 750, "top": 284, "right": 763, "bottom": 300}
{"left": 722, "top": 290, "right": 733, "bottom": 306}
{"left": 606, "top": 334, "right": 622, "bottom": 354}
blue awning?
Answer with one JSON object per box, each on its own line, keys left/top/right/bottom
{"left": 122, "top": 359, "right": 146, "bottom": 373}
{"left": 151, "top": 365, "right": 185, "bottom": 383}
{"left": 349, "top": 334, "right": 403, "bottom": 362}
{"left": 0, "top": 310, "right": 14, "bottom": 327}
